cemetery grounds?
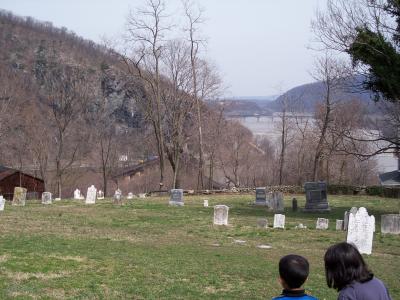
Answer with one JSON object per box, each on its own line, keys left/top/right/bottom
{"left": 0, "top": 194, "right": 399, "bottom": 299}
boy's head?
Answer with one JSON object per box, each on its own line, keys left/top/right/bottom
{"left": 278, "top": 254, "right": 309, "bottom": 289}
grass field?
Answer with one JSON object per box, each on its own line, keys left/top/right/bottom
{"left": 0, "top": 194, "right": 399, "bottom": 299}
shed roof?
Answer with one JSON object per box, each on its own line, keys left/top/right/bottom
{"left": 0, "top": 166, "right": 44, "bottom": 182}
{"left": 379, "top": 170, "right": 400, "bottom": 186}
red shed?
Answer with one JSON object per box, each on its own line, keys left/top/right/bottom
{"left": 0, "top": 166, "right": 44, "bottom": 200}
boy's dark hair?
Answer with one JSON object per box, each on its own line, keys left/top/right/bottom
{"left": 279, "top": 254, "right": 310, "bottom": 289}
{"left": 324, "top": 242, "right": 373, "bottom": 291}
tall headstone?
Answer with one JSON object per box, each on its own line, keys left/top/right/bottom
{"left": 347, "top": 207, "right": 375, "bottom": 255}
{"left": 344, "top": 207, "right": 358, "bottom": 231}
{"left": 12, "top": 187, "right": 27, "bottom": 206}
{"left": 74, "top": 189, "right": 83, "bottom": 200}
{"left": 213, "top": 205, "right": 229, "bottom": 225}
{"left": 85, "top": 185, "right": 97, "bottom": 204}
{"left": 316, "top": 218, "right": 329, "bottom": 230}
{"left": 41, "top": 192, "right": 52, "bottom": 205}
{"left": 255, "top": 187, "right": 267, "bottom": 206}
{"left": 113, "top": 189, "right": 122, "bottom": 204}
{"left": 0, "top": 196, "right": 5, "bottom": 211}
{"left": 292, "top": 198, "right": 298, "bottom": 212}
{"left": 97, "top": 190, "right": 104, "bottom": 200}
{"left": 169, "top": 189, "right": 184, "bottom": 206}
{"left": 381, "top": 214, "right": 400, "bottom": 235}
{"left": 336, "top": 219, "right": 344, "bottom": 231}
{"left": 270, "top": 192, "right": 284, "bottom": 212}
{"left": 273, "top": 214, "right": 285, "bottom": 229}
{"left": 303, "top": 182, "right": 330, "bottom": 212}
{"left": 203, "top": 199, "right": 209, "bottom": 207}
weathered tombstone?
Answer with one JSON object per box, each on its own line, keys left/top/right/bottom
{"left": 0, "top": 196, "right": 5, "bottom": 211}
{"left": 303, "top": 182, "right": 330, "bottom": 212}
{"left": 316, "top": 218, "right": 329, "bottom": 230}
{"left": 41, "top": 192, "right": 52, "bottom": 205}
{"left": 97, "top": 190, "right": 104, "bottom": 200}
{"left": 292, "top": 198, "right": 298, "bottom": 212}
{"left": 273, "top": 214, "right": 285, "bottom": 229}
{"left": 381, "top": 214, "right": 400, "bottom": 235}
{"left": 85, "top": 185, "right": 97, "bottom": 204}
{"left": 113, "top": 189, "right": 122, "bottom": 204}
{"left": 213, "top": 205, "right": 229, "bottom": 225}
{"left": 336, "top": 220, "right": 344, "bottom": 231}
{"left": 203, "top": 199, "right": 209, "bottom": 207}
{"left": 138, "top": 193, "right": 146, "bottom": 199}
{"left": 12, "top": 187, "right": 27, "bottom": 206}
{"left": 270, "top": 192, "right": 284, "bottom": 212}
{"left": 257, "top": 218, "right": 268, "bottom": 228}
{"left": 255, "top": 187, "right": 267, "bottom": 206}
{"left": 169, "top": 189, "right": 184, "bottom": 206}
{"left": 54, "top": 197, "right": 61, "bottom": 201}
{"left": 127, "top": 192, "right": 134, "bottom": 200}
{"left": 74, "top": 189, "right": 82, "bottom": 200}
{"left": 347, "top": 207, "right": 375, "bottom": 255}
{"left": 344, "top": 207, "right": 358, "bottom": 231}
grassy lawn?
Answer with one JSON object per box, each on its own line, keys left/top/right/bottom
{"left": 0, "top": 194, "right": 399, "bottom": 299}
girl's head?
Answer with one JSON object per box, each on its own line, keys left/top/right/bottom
{"left": 324, "top": 242, "right": 372, "bottom": 290}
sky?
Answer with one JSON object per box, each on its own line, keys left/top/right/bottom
{"left": 0, "top": 0, "right": 326, "bottom": 97}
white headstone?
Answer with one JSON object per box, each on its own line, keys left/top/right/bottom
{"left": 273, "top": 214, "right": 285, "bottom": 229}
{"left": 346, "top": 207, "right": 375, "bottom": 255}
{"left": 138, "top": 193, "right": 146, "bottom": 199}
{"left": 336, "top": 220, "right": 344, "bottom": 231}
{"left": 85, "top": 185, "right": 97, "bottom": 204}
{"left": 316, "top": 218, "right": 329, "bottom": 230}
{"left": 0, "top": 196, "right": 5, "bottom": 211}
{"left": 113, "top": 189, "right": 122, "bottom": 204}
{"left": 203, "top": 199, "right": 209, "bottom": 207}
{"left": 127, "top": 192, "right": 134, "bottom": 200}
{"left": 41, "top": 192, "right": 52, "bottom": 205}
{"left": 74, "top": 189, "right": 82, "bottom": 200}
{"left": 213, "top": 205, "right": 229, "bottom": 225}
{"left": 97, "top": 190, "right": 104, "bottom": 200}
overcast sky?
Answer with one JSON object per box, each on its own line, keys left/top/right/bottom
{"left": 1, "top": 0, "right": 326, "bottom": 97}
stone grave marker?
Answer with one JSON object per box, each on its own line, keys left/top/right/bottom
{"left": 97, "top": 190, "right": 104, "bottom": 200}
{"left": 74, "top": 189, "right": 84, "bottom": 200}
{"left": 12, "top": 187, "right": 27, "bottom": 206}
{"left": 213, "top": 205, "right": 229, "bottom": 225}
{"left": 316, "top": 218, "right": 329, "bottom": 230}
{"left": 381, "top": 214, "right": 400, "bottom": 235}
{"left": 257, "top": 218, "right": 268, "bottom": 228}
{"left": 255, "top": 187, "right": 267, "bottom": 206}
{"left": 273, "top": 214, "right": 285, "bottom": 229}
{"left": 303, "top": 182, "right": 330, "bottom": 212}
{"left": 0, "top": 196, "right": 5, "bottom": 211}
{"left": 203, "top": 199, "right": 209, "bottom": 207}
{"left": 346, "top": 207, "right": 375, "bottom": 255}
{"left": 270, "top": 192, "right": 284, "bottom": 212}
{"left": 138, "top": 193, "right": 146, "bottom": 199}
{"left": 292, "top": 198, "right": 298, "bottom": 212}
{"left": 41, "top": 192, "right": 52, "bottom": 205}
{"left": 336, "top": 219, "right": 344, "bottom": 231}
{"left": 113, "top": 189, "right": 122, "bottom": 204}
{"left": 169, "top": 189, "right": 184, "bottom": 206}
{"left": 85, "top": 185, "right": 97, "bottom": 204}
{"left": 54, "top": 197, "right": 61, "bottom": 201}
{"left": 127, "top": 192, "right": 134, "bottom": 200}
{"left": 344, "top": 207, "right": 358, "bottom": 231}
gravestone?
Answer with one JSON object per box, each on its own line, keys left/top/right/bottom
{"left": 270, "top": 192, "right": 284, "bottom": 212}
{"left": 12, "top": 187, "right": 27, "bottom": 206}
{"left": 381, "top": 214, "right": 400, "bottom": 235}
{"left": 255, "top": 187, "right": 267, "bottom": 206}
{"left": 336, "top": 219, "right": 344, "bottom": 231}
{"left": 213, "top": 205, "right": 229, "bottom": 225}
{"left": 74, "top": 189, "right": 84, "bottom": 200}
{"left": 273, "top": 214, "right": 285, "bottom": 229}
{"left": 85, "top": 185, "right": 97, "bottom": 204}
{"left": 127, "top": 192, "right": 134, "bottom": 200}
{"left": 316, "top": 218, "right": 329, "bottom": 230}
{"left": 41, "top": 192, "right": 52, "bottom": 205}
{"left": 346, "top": 207, "right": 375, "bottom": 255}
{"left": 203, "top": 199, "right": 209, "bottom": 207}
{"left": 303, "top": 182, "right": 330, "bottom": 212}
{"left": 292, "top": 198, "right": 298, "bottom": 212}
{"left": 113, "top": 189, "right": 122, "bottom": 204}
{"left": 138, "top": 193, "right": 146, "bottom": 199}
{"left": 169, "top": 189, "right": 184, "bottom": 206}
{"left": 344, "top": 207, "right": 358, "bottom": 231}
{"left": 257, "top": 218, "right": 268, "bottom": 228}
{"left": 0, "top": 196, "right": 5, "bottom": 211}
{"left": 54, "top": 197, "right": 61, "bottom": 201}
{"left": 97, "top": 190, "right": 104, "bottom": 200}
